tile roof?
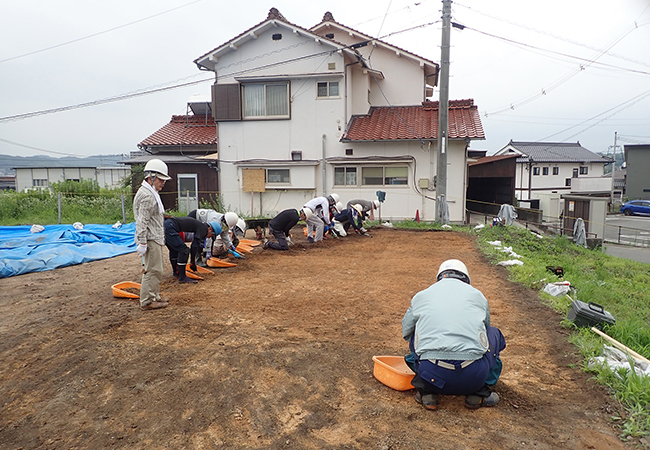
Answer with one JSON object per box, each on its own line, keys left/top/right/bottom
{"left": 468, "top": 154, "right": 518, "bottom": 166}
{"left": 138, "top": 115, "right": 217, "bottom": 148}
{"left": 342, "top": 99, "right": 485, "bottom": 142}
{"left": 504, "top": 141, "right": 612, "bottom": 163}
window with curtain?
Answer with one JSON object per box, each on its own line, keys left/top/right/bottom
{"left": 266, "top": 168, "right": 290, "bottom": 184}
{"left": 243, "top": 82, "right": 289, "bottom": 118}
{"left": 334, "top": 167, "right": 357, "bottom": 186}
{"left": 317, "top": 81, "right": 339, "bottom": 98}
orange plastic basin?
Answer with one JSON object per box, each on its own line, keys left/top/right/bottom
{"left": 239, "top": 239, "right": 261, "bottom": 247}
{"left": 111, "top": 281, "right": 141, "bottom": 299}
{"left": 207, "top": 257, "right": 237, "bottom": 268}
{"left": 372, "top": 355, "right": 415, "bottom": 391}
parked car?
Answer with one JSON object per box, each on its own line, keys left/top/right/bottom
{"left": 620, "top": 200, "right": 650, "bottom": 216}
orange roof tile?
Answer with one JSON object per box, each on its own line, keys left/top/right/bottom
{"left": 342, "top": 99, "right": 485, "bottom": 142}
{"left": 139, "top": 115, "right": 217, "bottom": 148}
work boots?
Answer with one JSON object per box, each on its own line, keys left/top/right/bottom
{"left": 177, "top": 264, "right": 197, "bottom": 284}
{"left": 170, "top": 257, "right": 179, "bottom": 277}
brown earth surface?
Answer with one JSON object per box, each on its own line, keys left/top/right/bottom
{"left": 0, "top": 227, "right": 636, "bottom": 449}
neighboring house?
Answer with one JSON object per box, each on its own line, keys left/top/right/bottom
{"left": 192, "top": 8, "right": 485, "bottom": 222}
{"left": 12, "top": 164, "right": 129, "bottom": 192}
{"left": 125, "top": 110, "right": 219, "bottom": 213}
{"left": 0, "top": 176, "right": 16, "bottom": 191}
{"left": 493, "top": 141, "right": 612, "bottom": 219}
{"left": 623, "top": 144, "right": 650, "bottom": 200}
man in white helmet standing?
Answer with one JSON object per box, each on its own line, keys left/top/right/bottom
{"left": 133, "top": 159, "right": 171, "bottom": 311}
{"left": 264, "top": 207, "right": 312, "bottom": 250}
{"left": 401, "top": 259, "right": 506, "bottom": 410}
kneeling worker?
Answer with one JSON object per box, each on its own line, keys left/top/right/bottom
{"left": 164, "top": 216, "right": 220, "bottom": 283}
{"left": 401, "top": 259, "right": 506, "bottom": 410}
{"left": 264, "top": 207, "right": 312, "bottom": 250}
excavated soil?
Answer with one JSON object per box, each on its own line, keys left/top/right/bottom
{"left": 0, "top": 227, "right": 635, "bottom": 449}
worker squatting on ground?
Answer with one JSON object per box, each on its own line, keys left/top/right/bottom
{"left": 346, "top": 199, "right": 380, "bottom": 221}
{"left": 303, "top": 193, "right": 338, "bottom": 243}
{"left": 331, "top": 204, "right": 365, "bottom": 237}
{"left": 264, "top": 207, "right": 313, "bottom": 250}
{"left": 401, "top": 259, "right": 506, "bottom": 410}
{"left": 188, "top": 209, "right": 244, "bottom": 259}
{"left": 164, "top": 216, "right": 220, "bottom": 283}
{"left": 133, "top": 159, "right": 172, "bottom": 311}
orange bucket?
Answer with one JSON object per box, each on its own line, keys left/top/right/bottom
{"left": 112, "top": 281, "right": 141, "bottom": 299}
{"left": 372, "top": 356, "right": 415, "bottom": 391}
{"left": 240, "top": 239, "right": 261, "bottom": 247}
{"left": 207, "top": 257, "right": 237, "bottom": 268}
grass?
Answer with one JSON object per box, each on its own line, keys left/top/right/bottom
{"left": 395, "top": 220, "right": 650, "bottom": 440}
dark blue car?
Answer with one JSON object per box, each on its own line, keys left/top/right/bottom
{"left": 620, "top": 200, "right": 650, "bottom": 216}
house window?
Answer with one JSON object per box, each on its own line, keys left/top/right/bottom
{"left": 542, "top": 167, "right": 549, "bottom": 176}
{"left": 580, "top": 166, "right": 588, "bottom": 175}
{"left": 533, "top": 167, "right": 540, "bottom": 176}
{"left": 317, "top": 81, "right": 339, "bottom": 98}
{"left": 266, "top": 168, "right": 290, "bottom": 184}
{"left": 243, "top": 82, "right": 289, "bottom": 118}
{"left": 334, "top": 167, "right": 357, "bottom": 186}
{"left": 345, "top": 148, "right": 354, "bottom": 156}
{"left": 33, "top": 179, "right": 48, "bottom": 187}
{"left": 552, "top": 167, "right": 559, "bottom": 175}
{"left": 572, "top": 168, "right": 579, "bottom": 178}
{"left": 565, "top": 178, "right": 572, "bottom": 187}
{"left": 291, "top": 151, "right": 302, "bottom": 161}
{"left": 362, "top": 166, "right": 408, "bottom": 186}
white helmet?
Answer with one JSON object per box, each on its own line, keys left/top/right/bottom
{"left": 223, "top": 212, "right": 239, "bottom": 229}
{"left": 301, "top": 207, "right": 313, "bottom": 220}
{"left": 327, "top": 193, "right": 340, "bottom": 204}
{"left": 143, "top": 159, "right": 171, "bottom": 180}
{"left": 373, "top": 200, "right": 380, "bottom": 209}
{"left": 335, "top": 202, "right": 343, "bottom": 213}
{"left": 437, "top": 259, "right": 471, "bottom": 284}
{"left": 235, "top": 218, "right": 247, "bottom": 235}
{"left": 352, "top": 204, "right": 363, "bottom": 215}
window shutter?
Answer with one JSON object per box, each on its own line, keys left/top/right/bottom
{"left": 212, "top": 84, "right": 242, "bottom": 121}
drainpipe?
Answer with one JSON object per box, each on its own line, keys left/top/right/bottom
{"left": 322, "top": 134, "right": 327, "bottom": 196}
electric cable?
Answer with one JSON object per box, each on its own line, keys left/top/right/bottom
{"left": 0, "top": 0, "right": 205, "bottom": 64}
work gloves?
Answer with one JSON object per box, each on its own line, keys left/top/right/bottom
{"left": 189, "top": 263, "right": 197, "bottom": 272}
{"left": 136, "top": 243, "right": 147, "bottom": 256}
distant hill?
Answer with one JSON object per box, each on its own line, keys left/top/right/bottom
{"left": 0, "top": 154, "right": 129, "bottom": 176}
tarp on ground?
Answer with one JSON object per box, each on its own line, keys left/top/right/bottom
{"left": 0, "top": 223, "right": 136, "bottom": 278}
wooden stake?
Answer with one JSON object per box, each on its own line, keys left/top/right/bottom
{"left": 590, "top": 327, "right": 650, "bottom": 365}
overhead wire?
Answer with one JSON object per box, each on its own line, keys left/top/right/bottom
{"left": 0, "top": 0, "right": 205, "bottom": 64}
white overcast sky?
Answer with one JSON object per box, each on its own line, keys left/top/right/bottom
{"left": 1, "top": 0, "right": 649, "bottom": 159}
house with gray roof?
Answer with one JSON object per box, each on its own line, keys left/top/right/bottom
{"left": 494, "top": 141, "right": 613, "bottom": 219}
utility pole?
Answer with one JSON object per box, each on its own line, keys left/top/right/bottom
{"left": 436, "top": 0, "right": 451, "bottom": 221}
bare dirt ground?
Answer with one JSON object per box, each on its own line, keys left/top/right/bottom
{"left": 0, "top": 227, "right": 636, "bottom": 449}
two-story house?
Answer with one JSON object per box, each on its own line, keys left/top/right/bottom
{"left": 493, "top": 140, "right": 612, "bottom": 219}
{"left": 192, "top": 8, "right": 484, "bottom": 222}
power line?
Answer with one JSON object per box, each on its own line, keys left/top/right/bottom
{"left": 0, "top": 0, "right": 205, "bottom": 64}
{"left": 0, "top": 138, "right": 82, "bottom": 157}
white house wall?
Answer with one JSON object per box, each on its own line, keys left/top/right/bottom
{"left": 515, "top": 162, "right": 607, "bottom": 200}
{"left": 15, "top": 167, "right": 129, "bottom": 192}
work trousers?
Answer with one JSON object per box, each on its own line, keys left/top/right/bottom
{"left": 305, "top": 215, "right": 325, "bottom": 241}
{"left": 140, "top": 241, "right": 164, "bottom": 306}
{"left": 266, "top": 225, "right": 290, "bottom": 250}
{"left": 410, "top": 326, "right": 506, "bottom": 397}
{"left": 164, "top": 220, "right": 190, "bottom": 264}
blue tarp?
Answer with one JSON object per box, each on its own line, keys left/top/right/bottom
{"left": 0, "top": 223, "right": 137, "bottom": 278}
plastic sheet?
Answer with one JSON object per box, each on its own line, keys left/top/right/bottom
{"left": 0, "top": 223, "right": 137, "bottom": 278}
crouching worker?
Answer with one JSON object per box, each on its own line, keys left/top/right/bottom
{"left": 164, "top": 216, "right": 220, "bottom": 283}
{"left": 264, "top": 207, "right": 312, "bottom": 250}
{"left": 331, "top": 204, "right": 364, "bottom": 237}
{"left": 401, "top": 259, "right": 506, "bottom": 410}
